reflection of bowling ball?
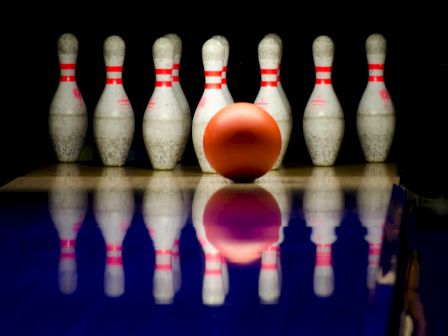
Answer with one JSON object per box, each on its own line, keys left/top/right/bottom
{"left": 203, "top": 102, "right": 281, "bottom": 182}
{"left": 204, "top": 185, "right": 281, "bottom": 264}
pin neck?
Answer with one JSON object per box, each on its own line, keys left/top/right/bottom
{"left": 316, "top": 244, "right": 332, "bottom": 266}
{"left": 204, "top": 69, "right": 222, "bottom": 89}
{"left": 260, "top": 68, "right": 278, "bottom": 87}
{"left": 155, "top": 68, "right": 173, "bottom": 87}
{"left": 221, "top": 66, "right": 227, "bottom": 83}
{"left": 59, "top": 63, "right": 76, "bottom": 82}
{"left": 173, "top": 63, "right": 180, "bottom": 82}
{"left": 368, "top": 63, "right": 385, "bottom": 82}
{"left": 106, "top": 65, "right": 123, "bottom": 85}
{"left": 106, "top": 244, "right": 123, "bottom": 265}
{"left": 315, "top": 66, "right": 332, "bottom": 85}
{"left": 155, "top": 249, "right": 173, "bottom": 270}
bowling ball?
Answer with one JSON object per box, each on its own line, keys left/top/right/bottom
{"left": 203, "top": 102, "right": 281, "bottom": 182}
{"left": 203, "top": 185, "right": 281, "bottom": 265}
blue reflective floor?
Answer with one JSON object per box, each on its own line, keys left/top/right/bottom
{"left": 0, "top": 164, "right": 407, "bottom": 335}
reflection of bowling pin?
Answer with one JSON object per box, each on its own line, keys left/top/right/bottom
{"left": 256, "top": 171, "right": 291, "bottom": 304}
{"left": 94, "top": 35, "right": 135, "bottom": 166}
{"left": 357, "top": 34, "right": 395, "bottom": 163}
{"left": 94, "top": 168, "right": 134, "bottom": 297}
{"left": 49, "top": 33, "right": 87, "bottom": 162}
{"left": 48, "top": 164, "right": 87, "bottom": 294}
{"left": 143, "top": 37, "right": 184, "bottom": 170}
{"left": 143, "top": 171, "right": 186, "bottom": 304}
{"left": 357, "top": 163, "right": 394, "bottom": 291}
{"left": 303, "top": 167, "right": 344, "bottom": 297}
{"left": 212, "top": 35, "right": 234, "bottom": 104}
{"left": 192, "top": 38, "right": 227, "bottom": 173}
{"left": 303, "top": 36, "right": 344, "bottom": 166}
{"left": 255, "top": 34, "right": 292, "bottom": 169}
{"left": 192, "top": 175, "right": 230, "bottom": 305}
{"left": 164, "top": 33, "right": 191, "bottom": 163}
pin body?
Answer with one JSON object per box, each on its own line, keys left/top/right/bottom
{"left": 254, "top": 35, "right": 292, "bottom": 169}
{"left": 94, "top": 35, "right": 135, "bottom": 166}
{"left": 192, "top": 38, "right": 227, "bottom": 173}
{"left": 164, "top": 34, "right": 191, "bottom": 163}
{"left": 303, "top": 36, "right": 344, "bottom": 166}
{"left": 357, "top": 34, "right": 395, "bottom": 162}
{"left": 49, "top": 33, "right": 87, "bottom": 162}
{"left": 143, "top": 37, "right": 184, "bottom": 170}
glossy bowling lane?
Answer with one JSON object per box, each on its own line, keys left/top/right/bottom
{"left": 0, "top": 164, "right": 406, "bottom": 335}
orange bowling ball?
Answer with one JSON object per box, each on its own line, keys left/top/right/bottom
{"left": 203, "top": 102, "right": 281, "bottom": 182}
{"left": 203, "top": 185, "right": 281, "bottom": 265}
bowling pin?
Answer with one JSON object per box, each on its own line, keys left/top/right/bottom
{"left": 192, "top": 175, "right": 231, "bottom": 305}
{"left": 259, "top": 244, "right": 282, "bottom": 304}
{"left": 357, "top": 164, "right": 394, "bottom": 292}
{"left": 143, "top": 171, "right": 186, "bottom": 304}
{"left": 49, "top": 33, "right": 87, "bottom": 162}
{"left": 192, "top": 38, "right": 227, "bottom": 173}
{"left": 164, "top": 33, "right": 191, "bottom": 163}
{"left": 143, "top": 37, "right": 184, "bottom": 170}
{"left": 212, "top": 35, "right": 234, "bottom": 104}
{"left": 93, "top": 168, "right": 134, "bottom": 297}
{"left": 303, "top": 36, "right": 344, "bottom": 166}
{"left": 303, "top": 167, "right": 344, "bottom": 297}
{"left": 94, "top": 35, "right": 135, "bottom": 166}
{"left": 48, "top": 164, "right": 87, "bottom": 294}
{"left": 255, "top": 35, "right": 292, "bottom": 169}
{"left": 357, "top": 34, "right": 395, "bottom": 162}
{"left": 264, "top": 33, "right": 292, "bottom": 118}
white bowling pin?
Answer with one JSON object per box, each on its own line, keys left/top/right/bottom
{"left": 48, "top": 164, "right": 87, "bottom": 294}
{"left": 212, "top": 35, "right": 234, "bottom": 104}
{"left": 255, "top": 35, "right": 292, "bottom": 169}
{"left": 258, "top": 244, "right": 282, "bottom": 304}
{"left": 192, "top": 175, "right": 231, "bottom": 305}
{"left": 94, "top": 35, "right": 135, "bottom": 166}
{"left": 357, "top": 164, "right": 394, "bottom": 292}
{"left": 164, "top": 33, "right": 191, "bottom": 163}
{"left": 143, "top": 37, "right": 184, "bottom": 170}
{"left": 303, "top": 167, "right": 344, "bottom": 297}
{"left": 49, "top": 33, "right": 87, "bottom": 162}
{"left": 264, "top": 33, "right": 292, "bottom": 118}
{"left": 93, "top": 168, "right": 134, "bottom": 297}
{"left": 357, "top": 34, "right": 396, "bottom": 162}
{"left": 303, "top": 35, "right": 344, "bottom": 166}
{"left": 143, "top": 171, "right": 186, "bottom": 304}
{"left": 192, "top": 38, "right": 227, "bottom": 173}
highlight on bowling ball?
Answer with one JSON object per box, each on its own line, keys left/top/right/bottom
{"left": 203, "top": 102, "right": 281, "bottom": 182}
{"left": 203, "top": 185, "right": 281, "bottom": 265}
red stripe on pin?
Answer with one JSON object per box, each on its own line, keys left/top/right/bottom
{"left": 204, "top": 70, "right": 222, "bottom": 77}
{"left": 106, "top": 256, "right": 123, "bottom": 265}
{"left": 205, "top": 83, "right": 221, "bottom": 89}
{"left": 155, "top": 81, "right": 172, "bottom": 87}
{"left": 205, "top": 269, "right": 222, "bottom": 275}
{"left": 315, "top": 66, "right": 332, "bottom": 72}
{"left": 172, "top": 76, "right": 179, "bottom": 82}
{"left": 106, "top": 66, "right": 123, "bottom": 72}
{"left": 155, "top": 249, "right": 172, "bottom": 255}
{"left": 60, "top": 76, "right": 76, "bottom": 82}
{"left": 205, "top": 253, "right": 222, "bottom": 261}
{"left": 60, "top": 63, "right": 76, "bottom": 70}
{"left": 60, "top": 239, "right": 76, "bottom": 248}
{"left": 155, "top": 264, "right": 172, "bottom": 271}
{"left": 106, "top": 244, "right": 122, "bottom": 252}
{"left": 368, "top": 64, "right": 384, "bottom": 70}
{"left": 60, "top": 252, "right": 76, "bottom": 259}
{"left": 261, "top": 68, "right": 278, "bottom": 75}
{"left": 106, "top": 78, "right": 122, "bottom": 84}
{"left": 261, "top": 263, "right": 278, "bottom": 270}
{"left": 315, "top": 78, "right": 331, "bottom": 85}
{"left": 222, "top": 66, "right": 227, "bottom": 72}
{"left": 261, "top": 81, "right": 278, "bottom": 87}
{"left": 173, "top": 64, "right": 180, "bottom": 70}
{"left": 222, "top": 78, "right": 227, "bottom": 84}
{"left": 369, "top": 76, "right": 384, "bottom": 82}
{"left": 155, "top": 68, "right": 172, "bottom": 75}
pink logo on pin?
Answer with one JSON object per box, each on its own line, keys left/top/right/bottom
{"left": 380, "top": 89, "right": 389, "bottom": 100}
{"left": 255, "top": 98, "right": 268, "bottom": 107}
{"left": 147, "top": 99, "right": 156, "bottom": 110}
{"left": 72, "top": 88, "right": 81, "bottom": 99}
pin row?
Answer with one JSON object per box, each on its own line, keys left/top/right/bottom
{"left": 49, "top": 33, "right": 395, "bottom": 170}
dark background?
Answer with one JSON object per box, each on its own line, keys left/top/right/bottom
{"left": 2, "top": 10, "right": 447, "bottom": 193}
